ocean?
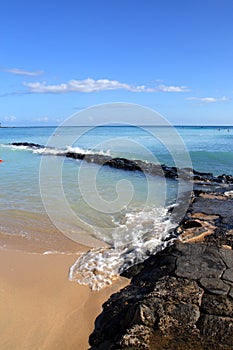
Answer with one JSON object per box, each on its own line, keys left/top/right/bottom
{"left": 1, "top": 124, "right": 233, "bottom": 289}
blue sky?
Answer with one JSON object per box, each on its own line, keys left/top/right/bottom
{"left": 1, "top": 0, "right": 233, "bottom": 126}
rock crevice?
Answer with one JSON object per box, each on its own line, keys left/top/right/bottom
{"left": 89, "top": 181, "right": 233, "bottom": 349}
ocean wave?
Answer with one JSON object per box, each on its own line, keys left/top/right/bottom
{"left": 67, "top": 146, "right": 111, "bottom": 156}
{"left": 4, "top": 142, "right": 111, "bottom": 157}
{"left": 32, "top": 147, "right": 67, "bottom": 156}
{"left": 1, "top": 144, "right": 33, "bottom": 151}
{"left": 33, "top": 146, "right": 111, "bottom": 157}
{"left": 69, "top": 206, "right": 175, "bottom": 290}
{"left": 42, "top": 250, "right": 82, "bottom": 256}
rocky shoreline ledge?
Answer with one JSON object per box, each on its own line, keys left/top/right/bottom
{"left": 89, "top": 178, "right": 233, "bottom": 350}
{"left": 8, "top": 143, "right": 233, "bottom": 348}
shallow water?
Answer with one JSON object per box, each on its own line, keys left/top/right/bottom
{"left": 1, "top": 125, "right": 232, "bottom": 288}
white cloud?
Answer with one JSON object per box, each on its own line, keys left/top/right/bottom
{"left": 158, "top": 85, "right": 189, "bottom": 92}
{"left": 187, "top": 96, "right": 228, "bottom": 103}
{"left": 24, "top": 78, "right": 156, "bottom": 94}
{"left": 4, "top": 115, "right": 16, "bottom": 122}
{"left": 35, "top": 117, "right": 49, "bottom": 122}
{"left": 24, "top": 79, "right": 189, "bottom": 94}
{"left": 4, "top": 68, "right": 44, "bottom": 76}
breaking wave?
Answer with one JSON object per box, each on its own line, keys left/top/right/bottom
{"left": 66, "top": 146, "right": 111, "bottom": 156}
{"left": 1, "top": 144, "right": 34, "bottom": 151}
{"left": 33, "top": 146, "right": 111, "bottom": 157}
{"left": 4, "top": 142, "right": 180, "bottom": 290}
{"left": 33, "top": 147, "right": 68, "bottom": 156}
{"left": 3, "top": 143, "right": 111, "bottom": 157}
{"left": 69, "top": 206, "right": 175, "bottom": 290}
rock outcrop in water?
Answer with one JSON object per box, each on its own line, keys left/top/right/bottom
{"left": 9, "top": 143, "right": 233, "bottom": 184}
{"left": 10, "top": 142, "right": 233, "bottom": 348}
{"left": 89, "top": 180, "right": 233, "bottom": 350}
{"left": 11, "top": 142, "right": 45, "bottom": 149}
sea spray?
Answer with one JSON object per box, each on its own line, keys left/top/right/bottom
{"left": 4, "top": 143, "right": 111, "bottom": 157}
{"left": 69, "top": 207, "right": 175, "bottom": 290}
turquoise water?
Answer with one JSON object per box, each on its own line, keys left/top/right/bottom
{"left": 1, "top": 125, "right": 233, "bottom": 288}
{"left": 177, "top": 126, "right": 233, "bottom": 175}
{"left": 1, "top": 125, "right": 233, "bottom": 242}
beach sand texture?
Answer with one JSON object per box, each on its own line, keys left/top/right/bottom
{"left": 0, "top": 246, "right": 128, "bottom": 350}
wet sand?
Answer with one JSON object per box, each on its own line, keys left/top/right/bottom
{"left": 0, "top": 246, "right": 128, "bottom": 349}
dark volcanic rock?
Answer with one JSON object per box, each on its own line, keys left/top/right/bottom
{"left": 199, "top": 277, "right": 230, "bottom": 295}
{"left": 11, "top": 142, "right": 44, "bottom": 148}
{"left": 220, "top": 248, "right": 233, "bottom": 268}
{"left": 192, "top": 196, "right": 233, "bottom": 218}
{"left": 9, "top": 142, "right": 233, "bottom": 184}
{"left": 120, "top": 325, "right": 153, "bottom": 349}
{"left": 205, "top": 227, "right": 233, "bottom": 249}
{"left": 175, "top": 244, "right": 226, "bottom": 279}
{"left": 198, "top": 315, "right": 233, "bottom": 347}
{"left": 89, "top": 183, "right": 233, "bottom": 350}
{"left": 10, "top": 142, "right": 233, "bottom": 348}
{"left": 201, "top": 294, "right": 233, "bottom": 317}
{"left": 89, "top": 243, "right": 233, "bottom": 349}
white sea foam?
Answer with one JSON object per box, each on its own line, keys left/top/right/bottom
{"left": 32, "top": 147, "right": 67, "bottom": 156}
{"left": 33, "top": 145, "right": 111, "bottom": 157}
{"left": 42, "top": 250, "right": 81, "bottom": 256}
{"left": 4, "top": 143, "right": 111, "bottom": 157}
{"left": 1, "top": 144, "right": 32, "bottom": 151}
{"left": 67, "top": 146, "right": 111, "bottom": 156}
{"left": 69, "top": 206, "right": 175, "bottom": 290}
{"left": 224, "top": 190, "right": 233, "bottom": 197}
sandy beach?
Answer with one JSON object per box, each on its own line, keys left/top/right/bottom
{"left": 0, "top": 243, "right": 128, "bottom": 350}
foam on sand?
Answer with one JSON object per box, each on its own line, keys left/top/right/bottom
{"left": 69, "top": 207, "right": 175, "bottom": 290}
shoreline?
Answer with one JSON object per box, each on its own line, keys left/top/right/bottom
{"left": 0, "top": 243, "right": 129, "bottom": 350}
{"left": 1, "top": 166, "right": 233, "bottom": 349}
{"left": 89, "top": 179, "right": 233, "bottom": 349}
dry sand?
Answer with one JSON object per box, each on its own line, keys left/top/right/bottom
{"left": 0, "top": 246, "right": 128, "bottom": 350}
